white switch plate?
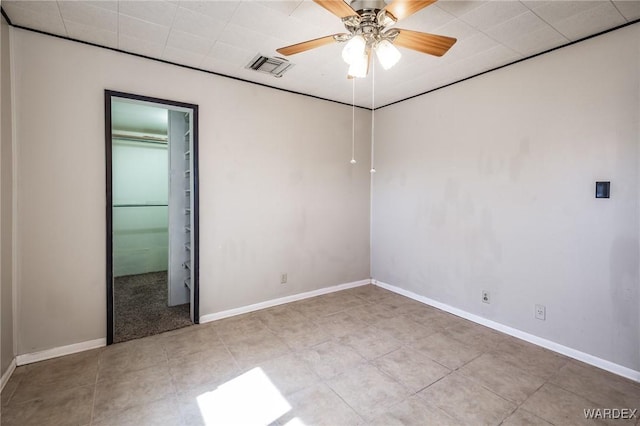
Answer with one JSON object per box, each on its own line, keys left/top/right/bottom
{"left": 281, "top": 273, "right": 287, "bottom": 284}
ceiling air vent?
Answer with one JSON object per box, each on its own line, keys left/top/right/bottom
{"left": 246, "top": 54, "right": 294, "bottom": 78}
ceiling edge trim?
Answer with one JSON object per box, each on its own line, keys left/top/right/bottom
{"left": 0, "top": 6, "right": 371, "bottom": 111}
{"left": 1, "top": 7, "right": 13, "bottom": 26}
{"left": 3, "top": 5, "right": 638, "bottom": 112}
{"left": 376, "top": 17, "right": 640, "bottom": 110}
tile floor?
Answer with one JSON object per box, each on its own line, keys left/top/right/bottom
{"left": 1, "top": 285, "right": 639, "bottom": 425}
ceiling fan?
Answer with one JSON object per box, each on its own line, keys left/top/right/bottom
{"left": 276, "top": 0, "right": 457, "bottom": 78}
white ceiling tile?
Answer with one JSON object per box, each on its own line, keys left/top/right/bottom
{"left": 476, "top": 44, "right": 522, "bottom": 67}
{"left": 387, "top": 53, "right": 444, "bottom": 82}
{"left": 59, "top": 1, "right": 117, "bottom": 32}
{"left": 119, "top": 14, "right": 171, "bottom": 45}
{"left": 396, "top": 45, "right": 442, "bottom": 65}
{"left": 217, "top": 23, "right": 285, "bottom": 56}
{"left": 290, "top": 0, "right": 345, "bottom": 32}
{"left": 172, "top": 6, "right": 228, "bottom": 39}
{"left": 173, "top": 0, "right": 240, "bottom": 22}
{"left": 2, "top": 2, "right": 67, "bottom": 36}
{"left": 613, "top": 0, "right": 640, "bottom": 21}
{"left": 409, "top": 70, "right": 453, "bottom": 93}
{"left": 119, "top": 0, "right": 178, "bottom": 27}
{"left": 486, "top": 10, "right": 543, "bottom": 41}
{"left": 523, "top": 1, "right": 601, "bottom": 23}
{"left": 4, "top": 0, "right": 60, "bottom": 15}
{"left": 509, "top": 29, "right": 567, "bottom": 57}
{"left": 230, "top": 2, "right": 287, "bottom": 36}
{"left": 550, "top": 2, "right": 626, "bottom": 40}
{"left": 162, "top": 45, "right": 205, "bottom": 68}
{"left": 206, "top": 41, "right": 255, "bottom": 66}
{"left": 486, "top": 11, "right": 568, "bottom": 56}
{"left": 438, "top": 31, "right": 498, "bottom": 64}
{"left": 458, "top": 0, "right": 528, "bottom": 31}
{"left": 395, "top": 3, "right": 455, "bottom": 32}
{"left": 84, "top": 1, "right": 118, "bottom": 12}
{"left": 254, "top": 0, "right": 304, "bottom": 16}
{"left": 166, "top": 29, "right": 214, "bottom": 55}
{"left": 432, "top": 16, "right": 478, "bottom": 40}
{"left": 301, "top": 41, "right": 344, "bottom": 67}
{"left": 65, "top": 19, "right": 117, "bottom": 47}
{"left": 436, "top": 0, "right": 488, "bottom": 17}
{"left": 231, "top": 1, "right": 320, "bottom": 42}
{"left": 118, "top": 33, "right": 165, "bottom": 58}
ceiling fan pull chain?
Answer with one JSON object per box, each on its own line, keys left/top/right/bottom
{"left": 370, "top": 62, "right": 376, "bottom": 174}
{"left": 351, "top": 78, "right": 357, "bottom": 165}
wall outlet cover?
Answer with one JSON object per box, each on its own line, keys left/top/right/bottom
{"left": 535, "top": 304, "right": 546, "bottom": 320}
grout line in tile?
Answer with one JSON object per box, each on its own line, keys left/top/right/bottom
{"left": 88, "top": 354, "right": 100, "bottom": 426}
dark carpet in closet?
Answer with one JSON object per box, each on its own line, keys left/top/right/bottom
{"left": 114, "top": 271, "right": 191, "bottom": 343}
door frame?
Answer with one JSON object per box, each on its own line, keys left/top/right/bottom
{"left": 105, "top": 90, "right": 200, "bottom": 345}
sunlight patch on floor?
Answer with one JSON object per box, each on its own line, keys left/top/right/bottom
{"left": 196, "top": 368, "right": 291, "bottom": 425}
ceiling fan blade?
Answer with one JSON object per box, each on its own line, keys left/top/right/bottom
{"left": 313, "top": 0, "right": 358, "bottom": 18}
{"left": 383, "top": 0, "right": 437, "bottom": 21}
{"left": 393, "top": 29, "right": 457, "bottom": 56}
{"left": 276, "top": 34, "right": 344, "bottom": 56}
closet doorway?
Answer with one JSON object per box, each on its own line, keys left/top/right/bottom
{"left": 105, "top": 90, "right": 199, "bottom": 345}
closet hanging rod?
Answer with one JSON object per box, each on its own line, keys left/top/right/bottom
{"left": 113, "top": 135, "right": 168, "bottom": 145}
{"left": 113, "top": 204, "right": 168, "bottom": 207}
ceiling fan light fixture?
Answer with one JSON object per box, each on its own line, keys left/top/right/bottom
{"left": 375, "top": 39, "right": 401, "bottom": 70}
{"left": 347, "top": 53, "right": 369, "bottom": 78}
{"left": 341, "top": 35, "right": 366, "bottom": 65}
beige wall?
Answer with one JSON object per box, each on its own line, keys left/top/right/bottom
{"left": 1, "top": 15, "right": 15, "bottom": 377}
{"left": 12, "top": 29, "right": 371, "bottom": 354}
{"left": 372, "top": 23, "right": 640, "bottom": 371}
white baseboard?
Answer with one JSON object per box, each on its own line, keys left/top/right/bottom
{"left": 1, "top": 358, "right": 17, "bottom": 392}
{"left": 16, "top": 338, "right": 106, "bottom": 366}
{"left": 373, "top": 280, "right": 640, "bottom": 383}
{"left": 200, "top": 279, "right": 372, "bottom": 324}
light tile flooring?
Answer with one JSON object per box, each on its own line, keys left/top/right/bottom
{"left": 1, "top": 285, "right": 639, "bottom": 425}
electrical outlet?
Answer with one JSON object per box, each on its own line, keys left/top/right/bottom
{"left": 482, "top": 290, "right": 490, "bottom": 304}
{"left": 281, "top": 273, "right": 287, "bottom": 284}
{"left": 535, "top": 304, "right": 546, "bottom": 320}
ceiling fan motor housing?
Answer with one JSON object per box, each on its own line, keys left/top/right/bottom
{"left": 349, "top": 0, "right": 388, "bottom": 13}
{"left": 342, "top": 2, "right": 398, "bottom": 48}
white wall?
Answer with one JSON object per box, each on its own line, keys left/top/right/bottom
{"left": 372, "top": 23, "right": 640, "bottom": 371}
{"left": 13, "top": 29, "right": 371, "bottom": 354}
{"left": 112, "top": 140, "right": 169, "bottom": 277}
{"left": 1, "top": 16, "right": 15, "bottom": 378}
